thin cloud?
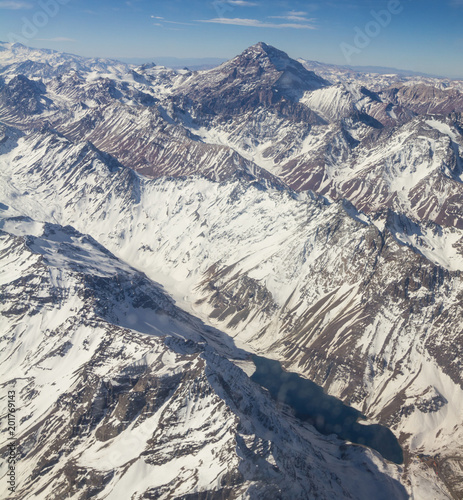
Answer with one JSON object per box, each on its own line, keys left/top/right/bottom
{"left": 164, "top": 20, "right": 195, "bottom": 26}
{"left": 287, "top": 10, "right": 308, "bottom": 16}
{"left": 0, "top": 1, "right": 33, "bottom": 9}
{"left": 36, "top": 37, "right": 77, "bottom": 42}
{"left": 227, "top": 1, "right": 259, "bottom": 5}
{"left": 270, "top": 15, "right": 314, "bottom": 21}
{"left": 149, "top": 17, "right": 194, "bottom": 27}
{"left": 269, "top": 10, "right": 316, "bottom": 22}
{"left": 450, "top": 0, "right": 463, "bottom": 5}
{"left": 198, "top": 17, "right": 316, "bottom": 29}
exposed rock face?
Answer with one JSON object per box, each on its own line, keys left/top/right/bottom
{"left": 0, "top": 74, "right": 47, "bottom": 116}
{"left": 170, "top": 42, "right": 329, "bottom": 119}
{"left": 381, "top": 84, "right": 463, "bottom": 116}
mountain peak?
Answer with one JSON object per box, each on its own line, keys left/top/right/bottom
{"left": 242, "top": 42, "right": 291, "bottom": 62}
{"left": 249, "top": 41, "right": 273, "bottom": 52}
{"left": 170, "top": 42, "right": 330, "bottom": 117}
{"left": 233, "top": 42, "right": 329, "bottom": 91}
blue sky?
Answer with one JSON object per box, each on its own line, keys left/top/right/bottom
{"left": 0, "top": 0, "right": 462, "bottom": 77}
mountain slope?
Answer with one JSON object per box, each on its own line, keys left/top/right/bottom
{"left": 1, "top": 125, "right": 462, "bottom": 497}
{"left": 0, "top": 216, "right": 408, "bottom": 499}
{"left": 171, "top": 42, "right": 329, "bottom": 119}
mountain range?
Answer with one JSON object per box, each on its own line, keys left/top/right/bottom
{"left": 1, "top": 41, "right": 463, "bottom": 499}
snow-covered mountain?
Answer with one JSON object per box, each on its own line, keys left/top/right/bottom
{"left": 1, "top": 41, "right": 463, "bottom": 499}
{"left": 1, "top": 41, "right": 462, "bottom": 227}
{"left": 0, "top": 41, "right": 130, "bottom": 80}
{"left": 299, "top": 58, "right": 463, "bottom": 92}
{"left": 1, "top": 215, "right": 412, "bottom": 499}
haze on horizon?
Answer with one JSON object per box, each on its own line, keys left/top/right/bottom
{"left": 0, "top": 0, "right": 462, "bottom": 79}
